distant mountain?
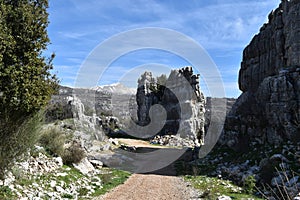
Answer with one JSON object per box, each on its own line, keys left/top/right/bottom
{"left": 91, "top": 83, "right": 136, "bottom": 95}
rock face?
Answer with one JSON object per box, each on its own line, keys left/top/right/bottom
{"left": 136, "top": 67, "right": 205, "bottom": 146}
{"left": 204, "top": 97, "right": 236, "bottom": 133}
{"left": 223, "top": 0, "right": 300, "bottom": 147}
{"left": 93, "top": 83, "right": 136, "bottom": 119}
{"left": 47, "top": 84, "right": 135, "bottom": 122}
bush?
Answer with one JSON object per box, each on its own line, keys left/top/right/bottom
{"left": 61, "top": 193, "right": 73, "bottom": 199}
{"left": 39, "top": 127, "right": 66, "bottom": 156}
{"left": 39, "top": 127, "right": 85, "bottom": 165}
{"left": 0, "top": 112, "right": 43, "bottom": 180}
{"left": 243, "top": 175, "right": 256, "bottom": 194}
{"left": 62, "top": 142, "right": 85, "bottom": 165}
{"left": 0, "top": 186, "right": 14, "bottom": 200}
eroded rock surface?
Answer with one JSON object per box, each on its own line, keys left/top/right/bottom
{"left": 223, "top": 0, "right": 300, "bottom": 148}
{"left": 136, "top": 67, "right": 205, "bottom": 146}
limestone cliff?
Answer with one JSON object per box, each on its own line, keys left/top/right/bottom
{"left": 136, "top": 67, "right": 205, "bottom": 146}
{"left": 223, "top": 0, "right": 300, "bottom": 148}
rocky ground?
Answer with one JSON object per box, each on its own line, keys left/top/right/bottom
{"left": 185, "top": 142, "right": 300, "bottom": 199}
{"left": 0, "top": 144, "right": 130, "bottom": 200}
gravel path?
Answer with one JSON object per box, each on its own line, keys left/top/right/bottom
{"left": 94, "top": 139, "right": 199, "bottom": 200}
{"left": 95, "top": 174, "right": 199, "bottom": 200}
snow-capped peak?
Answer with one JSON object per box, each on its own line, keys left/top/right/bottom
{"left": 91, "top": 83, "right": 136, "bottom": 95}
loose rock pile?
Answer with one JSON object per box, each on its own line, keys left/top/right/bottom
{"left": 150, "top": 135, "right": 198, "bottom": 147}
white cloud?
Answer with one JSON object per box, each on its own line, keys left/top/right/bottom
{"left": 58, "top": 32, "right": 87, "bottom": 40}
{"left": 180, "top": 1, "right": 279, "bottom": 49}
{"left": 51, "top": 0, "right": 279, "bottom": 51}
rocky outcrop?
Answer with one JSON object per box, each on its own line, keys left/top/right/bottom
{"left": 204, "top": 97, "right": 236, "bottom": 133}
{"left": 47, "top": 84, "right": 135, "bottom": 123}
{"left": 136, "top": 67, "right": 205, "bottom": 146}
{"left": 223, "top": 0, "right": 300, "bottom": 147}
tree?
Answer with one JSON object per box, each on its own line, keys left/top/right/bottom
{"left": 0, "top": 0, "right": 58, "bottom": 179}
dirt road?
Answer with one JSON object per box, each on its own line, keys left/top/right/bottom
{"left": 94, "top": 139, "right": 199, "bottom": 200}
{"left": 95, "top": 174, "right": 199, "bottom": 200}
{"left": 117, "top": 138, "right": 168, "bottom": 148}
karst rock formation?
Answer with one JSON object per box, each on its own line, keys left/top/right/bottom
{"left": 136, "top": 67, "right": 205, "bottom": 146}
{"left": 223, "top": 0, "right": 300, "bottom": 148}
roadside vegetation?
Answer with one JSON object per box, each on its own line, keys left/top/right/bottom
{"left": 184, "top": 175, "right": 262, "bottom": 199}
{"left": 0, "top": 166, "right": 130, "bottom": 200}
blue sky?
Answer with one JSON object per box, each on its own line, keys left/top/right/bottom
{"left": 46, "top": 0, "right": 280, "bottom": 97}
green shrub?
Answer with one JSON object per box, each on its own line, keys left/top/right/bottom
{"left": 0, "top": 186, "right": 14, "bottom": 200}
{"left": 61, "top": 193, "right": 73, "bottom": 199}
{"left": 78, "top": 187, "right": 89, "bottom": 196}
{"left": 62, "top": 142, "right": 85, "bottom": 165}
{"left": 244, "top": 175, "right": 256, "bottom": 194}
{"left": 39, "top": 127, "right": 66, "bottom": 156}
{"left": 0, "top": 112, "right": 43, "bottom": 180}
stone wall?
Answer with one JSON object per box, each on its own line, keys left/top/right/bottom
{"left": 136, "top": 67, "right": 205, "bottom": 146}
{"left": 223, "top": 0, "right": 300, "bottom": 148}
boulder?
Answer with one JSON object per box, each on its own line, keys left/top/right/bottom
{"left": 73, "top": 157, "right": 95, "bottom": 175}
{"left": 217, "top": 195, "right": 232, "bottom": 200}
{"left": 89, "top": 159, "right": 104, "bottom": 168}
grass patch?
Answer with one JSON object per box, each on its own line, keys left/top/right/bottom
{"left": 18, "top": 177, "right": 34, "bottom": 186}
{"left": 92, "top": 168, "right": 131, "bottom": 197}
{"left": 0, "top": 186, "right": 16, "bottom": 200}
{"left": 31, "top": 166, "right": 84, "bottom": 187}
{"left": 184, "top": 175, "right": 263, "bottom": 200}
{"left": 55, "top": 165, "right": 84, "bottom": 185}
